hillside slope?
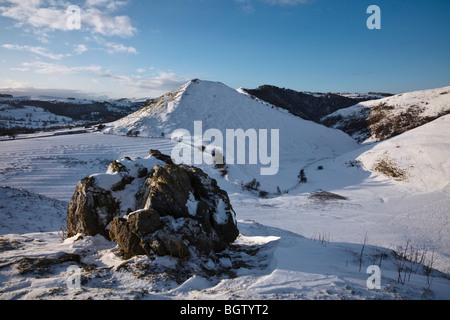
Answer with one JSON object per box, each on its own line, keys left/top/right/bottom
{"left": 103, "top": 80, "right": 359, "bottom": 192}
{"left": 321, "top": 86, "right": 450, "bottom": 143}
{"left": 356, "top": 114, "right": 450, "bottom": 192}
{"left": 241, "top": 85, "right": 374, "bottom": 122}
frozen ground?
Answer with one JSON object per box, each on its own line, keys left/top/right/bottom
{"left": 0, "top": 129, "right": 449, "bottom": 300}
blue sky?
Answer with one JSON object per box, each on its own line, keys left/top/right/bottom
{"left": 0, "top": 0, "right": 449, "bottom": 99}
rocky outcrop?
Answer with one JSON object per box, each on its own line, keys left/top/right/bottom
{"left": 67, "top": 150, "right": 239, "bottom": 259}
{"left": 66, "top": 176, "right": 119, "bottom": 239}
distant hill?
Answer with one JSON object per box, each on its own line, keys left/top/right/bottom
{"left": 0, "top": 95, "right": 151, "bottom": 137}
{"left": 240, "top": 85, "right": 387, "bottom": 122}
{"left": 321, "top": 86, "right": 450, "bottom": 143}
{"left": 0, "top": 96, "right": 151, "bottom": 122}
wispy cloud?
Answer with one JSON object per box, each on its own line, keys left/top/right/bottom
{"left": 105, "top": 42, "right": 137, "bottom": 54}
{"left": 235, "top": 0, "right": 256, "bottom": 13}
{"left": 83, "top": 7, "right": 136, "bottom": 37}
{"left": 261, "top": 0, "right": 310, "bottom": 5}
{"left": 236, "top": 0, "right": 311, "bottom": 12}
{"left": 97, "top": 70, "right": 188, "bottom": 96}
{"left": 18, "top": 61, "right": 102, "bottom": 75}
{"left": 2, "top": 44, "right": 65, "bottom": 60}
{"left": 85, "top": 0, "right": 129, "bottom": 12}
{"left": 0, "top": 82, "right": 108, "bottom": 99}
{"left": 84, "top": 35, "right": 138, "bottom": 55}
{"left": 9, "top": 58, "right": 188, "bottom": 98}
{"left": 74, "top": 44, "right": 88, "bottom": 55}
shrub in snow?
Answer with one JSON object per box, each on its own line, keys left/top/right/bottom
{"left": 126, "top": 130, "right": 140, "bottom": 137}
{"left": 372, "top": 157, "right": 407, "bottom": 180}
{"left": 308, "top": 190, "right": 348, "bottom": 201}
{"left": 258, "top": 190, "right": 269, "bottom": 198}
{"left": 242, "top": 178, "right": 260, "bottom": 191}
{"left": 298, "top": 169, "right": 307, "bottom": 183}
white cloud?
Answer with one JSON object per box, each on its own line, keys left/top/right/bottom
{"left": 97, "top": 70, "right": 188, "bottom": 96}
{"left": 74, "top": 44, "right": 88, "bottom": 55}
{"left": 12, "top": 59, "right": 186, "bottom": 95}
{"left": 20, "top": 61, "right": 102, "bottom": 74}
{"left": 85, "top": 0, "right": 129, "bottom": 12}
{"left": 0, "top": 83, "right": 107, "bottom": 99}
{"left": 0, "top": 78, "right": 32, "bottom": 89}
{"left": 129, "top": 72, "right": 188, "bottom": 92}
{"left": 2, "top": 44, "right": 65, "bottom": 60}
{"left": 83, "top": 8, "right": 137, "bottom": 37}
{"left": 261, "top": 0, "right": 310, "bottom": 5}
{"left": 236, "top": 0, "right": 310, "bottom": 12}
{"left": 235, "top": 0, "right": 255, "bottom": 12}
{"left": 105, "top": 42, "right": 137, "bottom": 54}
{"left": 85, "top": 35, "right": 138, "bottom": 55}
{"left": 2, "top": 66, "right": 189, "bottom": 98}
{"left": 0, "top": 0, "right": 137, "bottom": 38}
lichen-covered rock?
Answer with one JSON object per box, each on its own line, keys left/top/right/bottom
{"left": 66, "top": 176, "right": 120, "bottom": 239}
{"left": 67, "top": 150, "right": 239, "bottom": 259}
{"left": 109, "top": 217, "right": 146, "bottom": 259}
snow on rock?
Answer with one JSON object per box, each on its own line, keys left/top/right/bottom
{"left": 66, "top": 149, "right": 239, "bottom": 259}
{"left": 186, "top": 192, "right": 198, "bottom": 217}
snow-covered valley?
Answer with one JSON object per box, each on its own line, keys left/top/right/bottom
{"left": 0, "top": 80, "right": 449, "bottom": 300}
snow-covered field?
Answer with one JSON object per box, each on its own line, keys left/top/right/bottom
{"left": 0, "top": 128, "right": 449, "bottom": 300}
{"left": 0, "top": 133, "right": 175, "bottom": 201}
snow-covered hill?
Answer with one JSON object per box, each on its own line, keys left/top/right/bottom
{"left": 321, "top": 86, "right": 450, "bottom": 143}
{"left": 357, "top": 114, "right": 450, "bottom": 192}
{"left": 103, "top": 79, "right": 359, "bottom": 193}
{"left": 0, "top": 104, "right": 74, "bottom": 132}
{"left": 0, "top": 95, "right": 150, "bottom": 138}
